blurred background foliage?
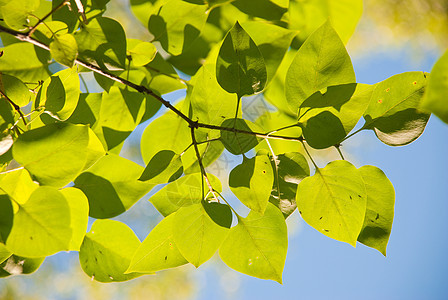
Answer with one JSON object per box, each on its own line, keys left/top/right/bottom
{"left": 1, "top": 0, "right": 447, "bottom": 299}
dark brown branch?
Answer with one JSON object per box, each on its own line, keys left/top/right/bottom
{"left": 0, "top": 24, "right": 305, "bottom": 144}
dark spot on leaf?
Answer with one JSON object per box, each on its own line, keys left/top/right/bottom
{"left": 324, "top": 229, "right": 329, "bottom": 232}
{"left": 299, "top": 211, "right": 302, "bottom": 214}
{"left": 413, "top": 81, "right": 417, "bottom": 85}
{"left": 358, "top": 195, "right": 362, "bottom": 198}
{"left": 165, "top": 256, "right": 167, "bottom": 261}
{"left": 319, "top": 216, "right": 322, "bottom": 220}
{"left": 30, "top": 236, "right": 33, "bottom": 240}
{"left": 385, "top": 88, "right": 390, "bottom": 92}
{"left": 349, "top": 195, "right": 352, "bottom": 199}
{"left": 95, "top": 257, "right": 98, "bottom": 262}
{"left": 262, "top": 170, "right": 266, "bottom": 174}
{"left": 375, "top": 213, "right": 380, "bottom": 220}
{"left": 99, "top": 250, "right": 103, "bottom": 254}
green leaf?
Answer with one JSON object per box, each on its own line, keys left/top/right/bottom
{"left": 188, "top": 63, "right": 239, "bottom": 125}
{"left": 60, "top": 187, "right": 89, "bottom": 251}
{"left": 220, "top": 118, "right": 263, "bottom": 155}
{"left": 0, "top": 244, "right": 12, "bottom": 264}
{"left": 296, "top": 160, "right": 367, "bottom": 246}
{"left": 0, "top": 42, "right": 51, "bottom": 82}
{"left": 98, "top": 87, "right": 145, "bottom": 132}
{"left": 231, "top": 0, "right": 289, "bottom": 22}
{"left": 255, "top": 111, "right": 302, "bottom": 155}
{"left": 6, "top": 186, "right": 72, "bottom": 257}
{"left": 173, "top": 202, "right": 232, "bottom": 267}
{"left": 0, "top": 0, "right": 39, "bottom": 31}
{"left": 79, "top": 220, "right": 143, "bottom": 282}
{"left": 83, "top": 128, "right": 106, "bottom": 171}
{"left": 219, "top": 203, "right": 287, "bottom": 283}
{"left": 0, "top": 169, "right": 38, "bottom": 205}
{"left": 298, "top": 83, "right": 373, "bottom": 149}
{"left": 263, "top": 49, "right": 298, "bottom": 116}
{"left": 216, "top": 21, "right": 267, "bottom": 98}
{"left": 75, "top": 17, "right": 127, "bottom": 69}
{"left": 139, "top": 150, "right": 183, "bottom": 184}
{"left": 270, "top": 152, "right": 310, "bottom": 218}
{"left": 127, "top": 39, "right": 157, "bottom": 67}
{"left": 148, "top": 0, "right": 208, "bottom": 56}
{"left": 357, "top": 166, "right": 395, "bottom": 256}
{"left": 13, "top": 123, "right": 90, "bottom": 187}
{"left": 241, "top": 21, "right": 297, "bottom": 83}
{"left": 74, "top": 154, "right": 153, "bottom": 219}
{"left": 126, "top": 213, "right": 188, "bottom": 273}
{"left": 35, "top": 67, "right": 80, "bottom": 121}
{"left": 150, "top": 173, "right": 222, "bottom": 217}
{"left": 0, "top": 194, "right": 13, "bottom": 243}
{"left": 141, "top": 103, "right": 222, "bottom": 172}
{"left": 285, "top": 21, "right": 356, "bottom": 114}
{"left": 289, "top": 0, "right": 363, "bottom": 45}
{"left": 363, "top": 72, "right": 429, "bottom": 146}
{"left": 50, "top": 33, "right": 78, "bottom": 67}
{"left": 229, "top": 154, "right": 274, "bottom": 214}
{"left": 421, "top": 50, "right": 448, "bottom": 124}
{"left": 141, "top": 103, "right": 190, "bottom": 164}
{"left": 0, "top": 255, "right": 44, "bottom": 277}
{"left": 66, "top": 93, "right": 102, "bottom": 127}
{"left": 0, "top": 73, "right": 32, "bottom": 107}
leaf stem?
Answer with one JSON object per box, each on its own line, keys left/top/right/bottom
{"left": 0, "top": 91, "right": 27, "bottom": 127}
{"left": 213, "top": 190, "right": 241, "bottom": 218}
{"left": 300, "top": 141, "right": 318, "bottom": 170}
{"left": 190, "top": 124, "right": 218, "bottom": 202}
{"left": 335, "top": 144, "right": 345, "bottom": 160}
{"left": 27, "top": 0, "right": 70, "bottom": 37}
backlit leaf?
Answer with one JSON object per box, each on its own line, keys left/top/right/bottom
{"left": 357, "top": 166, "right": 395, "bottom": 256}
{"left": 74, "top": 154, "right": 153, "bottom": 219}
{"left": 219, "top": 203, "right": 287, "bottom": 283}
{"left": 126, "top": 213, "right": 188, "bottom": 273}
{"left": 363, "top": 72, "right": 429, "bottom": 146}
{"left": 35, "top": 67, "right": 80, "bottom": 121}
{"left": 149, "top": 173, "right": 222, "bottom": 217}
{"left": 13, "top": 123, "right": 90, "bottom": 187}
{"left": 270, "top": 152, "right": 309, "bottom": 218}
{"left": 79, "top": 220, "right": 143, "bottom": 282}
{"left": 285, "top": 21, "right": 356, "bottom": 114}
{"left": 220, "top": 118, "right": 263, "bottom": 155}
{"left": 229, "top": 154, "right": 274, "bottom": 214}
{"left": 296, "top": 160, "right": 367, "bottom": 246}
{"left": 6, "top": 187, "right": 72, "bottom": 257}
{"left": 50, "top": 33, "right": 78, "bottom": 67}
{"left": 421, "top": 50, "right": 448, "bottom": 124}
{"left": 216, "top": 21, "right": 267, "bottom": 98}
{"left": 148, "top": 0, "right": 208, "bottom": 56}
{"left": 173, "top": 202, "right": 232, "bottom": 267}
{"left": 0, "top": 73, "right": 32, "bottom": 107}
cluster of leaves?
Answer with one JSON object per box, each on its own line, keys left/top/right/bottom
{"left": 0, "top": 0, "right": 447, "bottom": 283}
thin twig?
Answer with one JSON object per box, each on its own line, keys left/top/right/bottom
{"left": 190, "top": 124, "right": 219, "bottom": 202}
{"left": 0, "top": 24, "right": 194, "bottom": 126}
{"left": 27, "top": 0, "right": 69, "bottom": 37}
{"left": 335, "top": 144, "right": 345, "bottom": 160}
{"left": 0, "top": 24, "right": 307, "bottom": 144}
{"left": 73, "top": 0, "right": 87, "bottom": 23}
{"left": 300, "top": 140, "right": 318, "bottom": 170}
{"left": 0, "top": 90, "right": 27, "bottom": 127}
